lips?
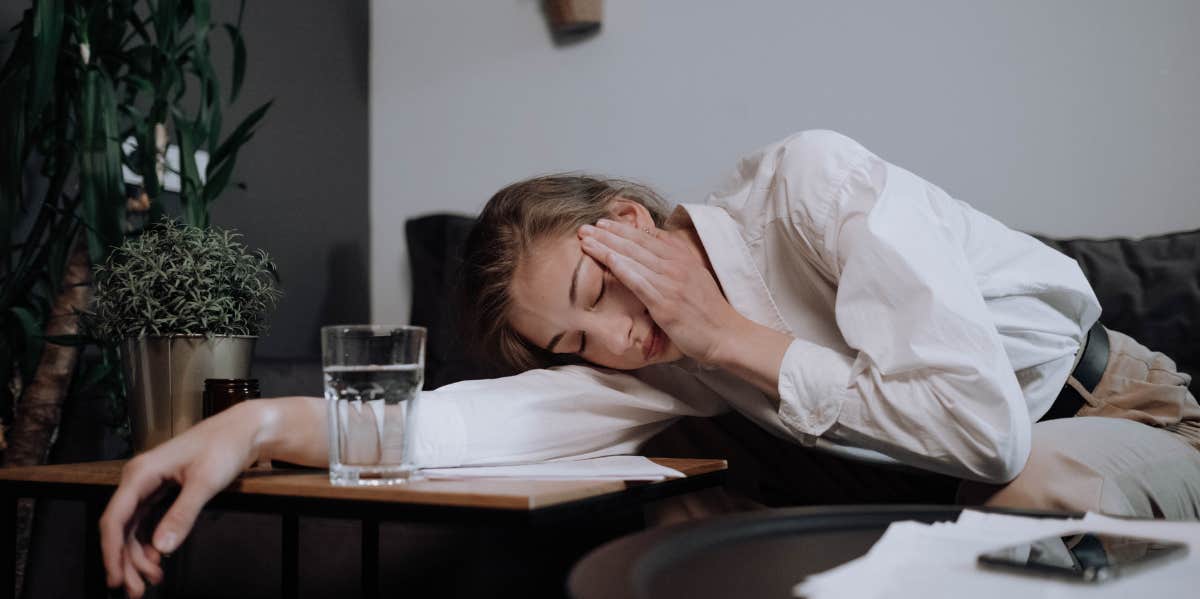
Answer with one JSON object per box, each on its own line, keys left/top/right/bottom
{"left": 642, "top": 324, "right": 662, "bottom": 361}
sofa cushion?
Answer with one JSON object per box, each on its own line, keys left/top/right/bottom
{"left": 1036, "top": 229, "right": 1199, "bottom": 394}
{"left": 406, "top": 214, "right": 492, "bottom": 389}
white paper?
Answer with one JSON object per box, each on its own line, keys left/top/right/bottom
{"left": 418, "top": 455, "right": 686, "bottom": 481}
{"left": 793, "top": 510, "right": 1200, "bottom": 599}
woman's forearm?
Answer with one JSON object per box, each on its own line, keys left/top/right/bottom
{"left": 712, "top": 316, "right": 794, "bottom": 399}
{"left": 251, "top": 396, "right": 329, "bottom": 467}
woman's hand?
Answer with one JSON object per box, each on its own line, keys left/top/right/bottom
{"left": 579, "top": 218, "right": 743, "bottom": 364}
{"left": 99, "top": 400, "right": 268, "bottom": 598}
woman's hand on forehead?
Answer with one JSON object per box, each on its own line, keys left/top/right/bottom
{"left": 579, "top": 218, "right": 742, "bottom": 365}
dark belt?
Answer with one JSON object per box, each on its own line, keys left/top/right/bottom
{"left": 1040, "top": 321, "right": 1110, "bottom": 421}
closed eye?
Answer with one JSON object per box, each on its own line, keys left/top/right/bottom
{"left": 590, "top": 269, "right": 608, "bottom": 309}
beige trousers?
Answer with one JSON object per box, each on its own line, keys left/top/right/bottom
{"left": 644, "top": 329, "right": 1200, "bottom": 524}
{"left": 958, "top": 329, "right": 1200, "bottom": 519}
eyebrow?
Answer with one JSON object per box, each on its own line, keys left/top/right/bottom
{"left": 546, "top": 254, "right": 587, "bottom": 353}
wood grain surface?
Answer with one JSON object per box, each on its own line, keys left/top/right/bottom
{"left": 0, "top": 458, "right": 727, "bottom": 511}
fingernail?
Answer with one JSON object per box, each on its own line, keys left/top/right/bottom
{"left": 155, "top": 531, "right": 177, "bottom": 554}
{"left": 596, "top": 219, "right": 612, "bottom": 228}
{"left": 580, "top": 224, "right": 595, "bottom": 234}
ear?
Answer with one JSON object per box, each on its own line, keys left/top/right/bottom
{"left": 606, "top": 197, "right": 653, "bottom": 230}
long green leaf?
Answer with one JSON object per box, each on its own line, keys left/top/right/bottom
{"left": 10, "top": 305, "right": 44, "bottom": 386}
{"left": 207, "top": 99, "right": 271, "bottom": 173}
{"left": 43, "top": 334, "right": 92, "bottom": 347}
{"left": 192, "top": 0, "right": 211, "bottom": 50}
{"left": 201, "top": 155, "right": 235, "bottom": 205}
{"left": 79, "top": 68, "right": 126, "bottom": 264}
{"left": 153, "top": 0, "right": 178, "bottom": 49}
{"left": 28, "top": 0, "right": 63, "bottom": 121}
{"left": 221, "top": 23, "right": 245, "bottom": 103}
{"left": 173, "top": 113, "right": 205, "bottom": 227}
{"left": 0, "top": 329, "right": 12, "bottom": 424}
{"left": 125, "top": 13, "right": 153, "bottom": 48}
{"left": 202, "top": 99, "right": 271, "bottom": 204}
{"left": 0, "top": 68, "right": 27, "bottom": 286}
{"left": 134, "top": 120, "right": 161, "bottom": 199}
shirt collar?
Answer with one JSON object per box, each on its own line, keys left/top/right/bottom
{"left": 670, "top": 204, "right": 790, "bottom": 334}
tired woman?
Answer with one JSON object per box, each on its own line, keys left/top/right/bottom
{"left": 100, "top": 130, "right": 1200, "bottom": 596}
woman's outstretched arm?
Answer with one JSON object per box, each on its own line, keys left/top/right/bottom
{"left": 100, "top": 396, "right": 325, "bottom": 598}
{"left": 100, "top": 364, "right": 726, "bottom": 597}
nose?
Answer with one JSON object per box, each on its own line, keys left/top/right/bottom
{"left": 589, "top": 312, "right": 635, "bottom": 356}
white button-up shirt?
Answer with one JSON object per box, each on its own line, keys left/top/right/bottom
{"left": 412, "top": 130, "right": 1101, "bottom": 483}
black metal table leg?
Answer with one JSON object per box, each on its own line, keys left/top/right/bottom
{"left": 84, "top": 501, "right": 106, "bottom": 598}
{"left": 1, "top": 492, "right": 14, "bottom": 599}
{"left": 282, "top": 513, "right": 298, "bottom": 599}
{"left": 362, "top": 518, "right": 378, "bottom": 599}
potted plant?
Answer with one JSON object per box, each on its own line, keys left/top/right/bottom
{"left": 1, "top": 0, "right": 271, "bottom": 467}
{"left": 87, "top": 219, "right": 281, "bottom": 451}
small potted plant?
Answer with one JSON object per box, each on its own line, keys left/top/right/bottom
{"left": 87, "top": 219, "right": 282, "bottom": 451}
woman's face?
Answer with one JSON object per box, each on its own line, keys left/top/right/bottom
{"left": 509, "top": 228, "right": 684, "bottom": 371}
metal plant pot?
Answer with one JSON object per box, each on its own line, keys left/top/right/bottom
{"left": 120, "top": 335, "right": 256, "bottom": 452}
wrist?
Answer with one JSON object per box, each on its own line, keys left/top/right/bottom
{"left": 238, "top": 399, "right": 281, "bottom": 461}
{"left": 709, "top": 316, "right": 793, "bottom": 397}
{"left": 708, "top": 314, "right": 757, "bottom": 367}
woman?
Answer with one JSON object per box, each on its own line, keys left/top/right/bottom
{"left": 100, "top": 130, "right": 1200, "bottom": 596}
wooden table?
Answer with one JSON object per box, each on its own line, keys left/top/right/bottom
{"left": 0, "top": 458, "right": 725, "bottom": 598}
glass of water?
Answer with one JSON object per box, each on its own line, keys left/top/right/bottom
{"left": 321, "top": 325, "right": 426, "bottom": 486}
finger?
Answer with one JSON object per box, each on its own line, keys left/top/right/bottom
{"left": 152, "top": 482, "right": 214, "bottom": 555}
{"left": 580, "top": 224, "right": 665, "bottom": 272}
{"left": 582, "top": 237, "right": 665, "bottom": 306}
{"left": 127, "top": 530, "right": 164, "bottom": 586}
{"left": 101, "top": 462, "right": 167, "bottom": 587}
{"left": 123, "top": 550, "right": 146, "bottom": 599}
{"left": 594, "top": 219, "right": 675, "bottom": 259}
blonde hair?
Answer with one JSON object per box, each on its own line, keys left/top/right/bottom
{"left": 458, "top": 174, "right": 668, "bottom": 374}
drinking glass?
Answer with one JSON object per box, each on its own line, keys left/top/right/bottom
{"left": 321, "top": 325, "right": 426, "bottom": 486}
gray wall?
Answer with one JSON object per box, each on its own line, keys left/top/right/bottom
{"left": 209, "top": 0, "right": 369, "bottom": 369}
{"left": 370, "top": 0, "right": 1200, "bottom": 325}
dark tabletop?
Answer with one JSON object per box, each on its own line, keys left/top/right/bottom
{"left": 568, "top": 504, "right": 1074, "bottom": 599}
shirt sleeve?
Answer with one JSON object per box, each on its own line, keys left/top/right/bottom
{"left": 410, "top": 364, "right": 727, "bottom": 467}
{"left": 770, "top": 130, "right": 1032, "bottom": 483}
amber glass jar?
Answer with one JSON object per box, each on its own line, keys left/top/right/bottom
{"left": 203, "top": 378, "right": 261, "bottom": 418}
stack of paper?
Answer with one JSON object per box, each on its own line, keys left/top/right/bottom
{"left": 794, "top": 510, "right": 1200, "bottom": 598}
{"left": 419, "top": 455, "right": 686, "bottom": 481}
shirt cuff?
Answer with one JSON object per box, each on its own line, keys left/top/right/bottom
{"left": 777, "top": 338, "right": 855, "bottom": 437}
{"left": 410, "top": 392, "right": 468, "bottom": 467}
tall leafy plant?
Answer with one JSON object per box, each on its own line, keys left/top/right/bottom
{"left": 0, "top": 0, "right": 270, "bottom": 466}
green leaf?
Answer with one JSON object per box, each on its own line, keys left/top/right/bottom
{"left": 42, "top": 334, "right": 91, "bottom": 347}
{"left": 192, "top": 0, "right": 211, "bottom": 50}
{"left": 29, "top": 0, "right": 63, "bottom": 121}
{"left": 221, "top": 23, "right": 245, "bottom": 103}
{"left": 206, "top": 98, "right": 270, "bottom": 172}
{"left": 202, "top": 155, "right": 235, "bottom": 205}
{"left": 153, "top": 0, "right": 179, "bottom": 50}
{"left": 173, "top": 113, "right": 205, "bottom": 227}
{"left": 0, "top": 68, "right": 28, "bottom": 286}
{"left": 126, "top": 13, "right": 153, "bottom": 47}
{"left": 79, "top": 68, "right": 127, "bottom": 265}
{"left": 10, "top": 305, "right": 44, "bottom": 385}
{"left": 73, "top": 360, "right": 115, "bottom": 395}
{"left": 0, "top": 333, "right": 12, "bottom": 423}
